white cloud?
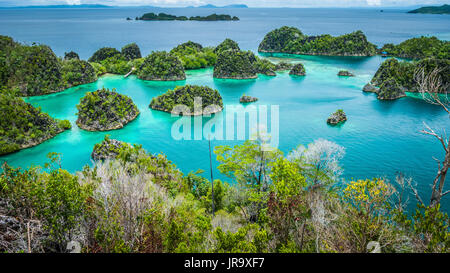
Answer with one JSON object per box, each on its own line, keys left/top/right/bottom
{"left": 366, "top": 0, "right": 381, "bottom": 6}
{"left": 65, "top": 0, "right": 81, "bottom": 4}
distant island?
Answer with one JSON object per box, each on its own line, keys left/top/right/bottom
{"left": 408, "top": 4, "right": 450, "bottom": 14}
{"left": 136, "top": 13, "right": 239, "bottom": 21}
{"left": 196, "top": 4, "right": 248, "bottom": 8}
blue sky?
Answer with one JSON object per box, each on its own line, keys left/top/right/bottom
{"left": 0, "top": 0, "right": 448, "bottom": 7}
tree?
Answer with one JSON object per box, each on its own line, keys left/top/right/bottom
{"left": 287, "top": 139, "right": 345, "bottom": 190}
{"left": 415, "top": 67, "right": 450, "bottom": 207}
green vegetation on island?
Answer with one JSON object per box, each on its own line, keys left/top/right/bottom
{"left": 150, "top": 85, "right": 223, "bottom": 115}
{"left": 258, "top": 26, "right": 377, "bottom": 56}
{"left": 289, "top": 63, "right": 306, "bottom": 76}
{"left": 76, "top": 88, "right": 140, "bottom": 131}
{"left": 338, "top": 70, "right": 355, "bottom": 77}
{"left": 240, "top": 95, "right": 258, "bottom": 103}
{"left": 213, "top": 48, "right": 258, "bottom": 79}
{"left": 61, "top": 58, "right": 97, "bottom": 88}
{"left": 64, "top": 51, "right": 79, "bottom": 60}
{"left": 214, "top": 38, "right": 240, "bottom": 54}
{"left": 91, "top": 135, "right": 132, "bottom": 161}
{"left": 327, "top": 109, "right": 347, "bottom": 125}
{"left": 137, "top": 51, "right": 186, "bottom": 81}
{"left": 121, "top": 43, "right": 142, "bottom": 61}
{"left": 0, "top": 35, "right": 100, "bottom": 96}
{"left": 0, "top": 90, "right": 71, "bottom": 155}
{"left": 408, "top": 4, "right": 450, "bottom": 14}
{"left": 136, "top": 12, "right": 239, "bottom": 21}
{"left": 170, "top": 41, "right": 217, "bottom": 70}
{"left": 380, "top": 36, "right": 449, "bottom": 60}
{"left": 367, "top": 58, "right": 449, "bottom": 100}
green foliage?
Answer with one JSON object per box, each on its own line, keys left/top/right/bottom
{"left": 214, "top": 38, "right": 240, "bottom": 54}
{"left": 213, "top": 49, "right": 258, "bottom": 79}
{"left": 64, "top": 51, "right": 79, "bottom": 60}
{"left": 258, "top": 26, "right": 305, "bottom": 53}
{"left": 137, "top": 51, "right": 186, "bottom": 81}
{"left": 170, "top": 41, "right": 217, "bottom": 70}
{"left": 213, "top": 224, "right": 269, "bottom": 253}
{"left": 121, "top": 43, "right": 142, "bottom": 61}
{"left": 412, "top": 204, "right": 450, "bottom": 252}
{"left": 370, "top": 58, "right": 449, "bottom": 98}
{"left": 76, "top": 88, "right": 140, "bottom": 131}
{"left": 150, "top": 85, "right": 223, "bottom": 115}
{"left": 88, "top": 47, "right": 122, "bottom": 63}
{"left": 89, "top": 62, "right": 107, "bottom": 76}
{"left": 259, "top": 26, "right": 377, "bottom": 56}
{"left": 380, "top": 36, "right": 449, "bottom": 59}
{"left": 289, "top": 63, "right": 306, "bottom": 76}
{"left": 0, "top": 90, "right": 71, "bottom": 155}
{"left": 0, "top": 162, "right": 91, "bottom": 251}
{"left": 61, "top": 59, "right": 97, "bottom": 87}
{"left": 7, "top": 44, "right": 65, "bottom": 96}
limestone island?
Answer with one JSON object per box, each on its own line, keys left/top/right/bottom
{"left": 150, "top": 85, "right": 223, "bottom": 116}
{"left": 0, "top": 92, "right": 71, "bottom": 155}
{"left": 137, "top": 51, "right": 186, "bottom": 81}
{"left": 327, "top": 109, "right": 347, "bottom": 125}
{"left": 367, "top": 58, "right": 449, "bottom": 100}
{"left": 289, "top": 63, "right": 306, "bottom": 76}
{"left": 275, "top": 61, "right": 294, "bottom": 71}
{"left": 91, "top": 135, "right": 132, "bottom": 161}
{"left": 170, "top": 41, "right": 217, "bottom": 70}
{"left": 258, "top": 26, "right": 377, "bottom": 56}
{"left": 0, "top": 35, "right": 97, "bottom": 96}
{"left": 379, "top": 36, "right": 449, "bottom": 59}
{"left": 76, "top": 88, "right": 140, "bottom": 131}
{"left": 338, "top": 70, "right": 355, "bottom": 77}
{"left": 213, "top": 49, "right": 258, "bottom": 79}
{"left": 136, "top": 13, "right": 239, "bottom": 21}
{"left": 240, "top": 95, "right": 258, "bottom": 103}
{"left": 408, "top": 4, "right": 450, "bottom": 14}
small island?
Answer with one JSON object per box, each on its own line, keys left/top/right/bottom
{"left": 150, "top": 85, "right": 223, "bottom": 116}
{"left": 213, "top": 48, "right": 258, "bottom": 79}
{"left": 0, "top": 92, "right": 71, "bottom": 155}
{"left": 76, "top": 88, "right": 140, "bottom": 131}
{"left": 368, "top": 58, "right": 449, "bottom": 100}
{"left": 379, "top": 36, "right": 449, "bottom": 59}
{"left": 289, "top": 63, "right": 306, "bottom": 76}
{"left": 338, "top": 70, "right": 355, "bottom": 77}
{"left": 258, "top": 26, "right": 377, "bottom": 56}
{"left": 136, "top": 13, "right": 239, "bottom": 21}
{"left": 240, "top": 95, "right": 258, "bottom": 103}
{"left": 91, "top": 135, "right": 132, "bottom": 161}
{"left": 137, "top": 51, "right": 186, "bottom": 81}
{"left": 327, "top": 109, "right": 347, "bottom": 125}
{"left": 214, "top": 38, "right": 240, "bottom": 54}
{"left": 408, "top": 4, "right": 450, "bottom": 14}
{"left": 275, "top": 61, "right": 294, "bottom": 71}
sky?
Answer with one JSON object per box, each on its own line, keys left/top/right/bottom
{"left": 0, "top": 0, "right": 447, "bottom": 8}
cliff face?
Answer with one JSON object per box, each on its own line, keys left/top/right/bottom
{"left": 76, "top": 88, "right": 140, "bottom": 131}
{"left": 137, "top": 51, "right": 186, "bottom": 81}
{"left": 259, "top": 27, "right": 377, "bottom": 56}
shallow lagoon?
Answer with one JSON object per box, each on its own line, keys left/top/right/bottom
{"left": 1, "top": 54, "right": 449, "bottom": 211}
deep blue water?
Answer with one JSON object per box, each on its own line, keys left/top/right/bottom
{"left": 0, "top": 7, "right": 449, "bottom": 211}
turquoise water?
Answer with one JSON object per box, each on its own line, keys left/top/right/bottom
{"left": 0, "top": 7, "right": 449, "bottom": 211}
{"left": 2, "top": 54, "right": 449, "bottom": 211}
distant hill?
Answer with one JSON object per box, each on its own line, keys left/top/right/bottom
{"left": 197, "top": 4, "right": 248, "bottom": 8}
{"left": 0, "top": 4, "right": 112, "bottom": 9}
{"left": 408, "top": 4, "right": 450, "bottom": 14}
